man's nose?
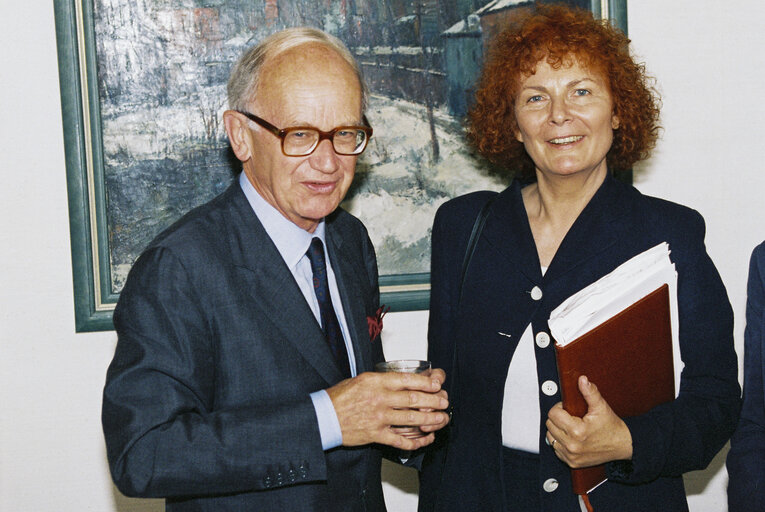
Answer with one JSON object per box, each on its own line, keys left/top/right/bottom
{"left": 309, "top": 139, "right": 340, "bottom": 173}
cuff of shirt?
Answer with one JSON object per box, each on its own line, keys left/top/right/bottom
{"left": 310, "top": 390, "right": 343, "bottom": 450}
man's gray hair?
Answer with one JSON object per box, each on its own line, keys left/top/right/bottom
{"left": 227, "top": 27, "right": 368, "bottom": 113}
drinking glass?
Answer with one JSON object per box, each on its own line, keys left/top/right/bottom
{"left": 374, "top": 359, "right": 432, "bottom": 438}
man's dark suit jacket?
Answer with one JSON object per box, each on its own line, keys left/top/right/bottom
{"left": 727, "top": 241, "right": 765, "bottom": 512}
{"left": 419, "top": 176, "right": 741, "bottom": 511}
{"left": 102, "top": 181, "right": 386, "bottom": 511}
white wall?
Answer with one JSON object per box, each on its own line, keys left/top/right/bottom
{"left": 1, "top": 1, "right": 762, "bottom": 510}
{"left": 626, "top": 2, "right": 765, "bottom": 507}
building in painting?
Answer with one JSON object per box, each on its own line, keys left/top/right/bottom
{"left": 441, "top": 0, "right": 593, "bottom": 116}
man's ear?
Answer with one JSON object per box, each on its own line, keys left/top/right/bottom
{"left": 223, "top": 110, "right": 252, "bottom": 162}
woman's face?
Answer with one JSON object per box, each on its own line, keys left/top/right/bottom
{"left": 514, "top": 58, "right": 619, "bottom": 180}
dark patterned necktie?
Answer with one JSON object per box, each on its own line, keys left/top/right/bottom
{"left": 306, "top": 237, "right": 351, "bottom": 378}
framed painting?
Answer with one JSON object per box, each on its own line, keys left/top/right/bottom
{"left": 55, "top": 0, "right": 627, "bottom": 332}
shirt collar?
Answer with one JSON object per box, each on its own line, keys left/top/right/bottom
{"left": 239, "top": 172, "right": 326, "bottom": 269}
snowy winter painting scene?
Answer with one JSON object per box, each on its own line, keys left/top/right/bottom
{"left": 94, "top": 0, "right": 590, "bottom": 301}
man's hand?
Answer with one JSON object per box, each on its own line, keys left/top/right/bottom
{"left": 415, "top": 368, "right": 450, "bottom": 434}
{"left": 545, "top": 375, "right": 633, "bottom": 468}
{"left": 327, "top": 368, "right": 450, "bottom": 450}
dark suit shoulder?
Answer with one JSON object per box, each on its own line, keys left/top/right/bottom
{"left": 602, "top": 175, "right": 702, "bottom": 229}
{"left": 641, "top": 193, "right": 704, "bottom": 228}
{"left": 432, "top": 189, "right": 504, "bottom": 247}
{"left": 115, "top": 188, "right": 239, "bottom": 317}
{"left": 146, "top": 184, "right": 240, "bottom": 255}
{"left": 631, "top": 190, "right": 707, "bottom": 257}
{"left": 747, "top": 241, "right": 765, "bottom": 307}
{"left": 597, "top": 177, "right": 706, "bottom": 258}
{"left": 118, "top": 184, "right": 261, "bottom": 311}
{"left": 436, "top": 189, "right": 501, "bottom": 221}
{"left": 753, "top": 241, "right": 765, "bottom": 268}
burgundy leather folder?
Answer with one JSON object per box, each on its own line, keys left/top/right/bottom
{"left": 554, "top": 284, "right": 675, "bottom": 496}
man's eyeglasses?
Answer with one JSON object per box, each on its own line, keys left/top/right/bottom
{"left": 238, "top": 111, "right": 373, "bottom": 157}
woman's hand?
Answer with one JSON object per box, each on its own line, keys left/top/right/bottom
{"left": 545, "top": 375, "right": 633, "bottom": 468}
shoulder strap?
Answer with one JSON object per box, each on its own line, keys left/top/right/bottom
{"left": 449, "top": 194, "right": 496, "bottom": 401}
{"left": 457, "top": 195, "right": 496, "bottom": 306}
{"left": 429, "top": 194, "right": 496, "bottom": 508}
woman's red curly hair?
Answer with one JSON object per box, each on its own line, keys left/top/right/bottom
{"left": 467, "top": 3, "right": 660, "bottom": 177}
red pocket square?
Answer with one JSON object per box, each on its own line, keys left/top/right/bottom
{"left": 367, "top": 305, "right": 390, "bottom": 341}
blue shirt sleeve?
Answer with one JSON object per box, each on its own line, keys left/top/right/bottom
{"left": 310, "top": 390, "right": 343, "bottom": 450}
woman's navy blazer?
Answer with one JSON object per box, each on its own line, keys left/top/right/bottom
{"left": 419, "top": 175, "right": 741, "bottom": 512}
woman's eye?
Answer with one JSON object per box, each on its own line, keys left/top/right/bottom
{"left": 527, "top": 95, "right": 543, "bottom": 103}
{"left": 574, "top": 89, "right": 591, "bottom": 96}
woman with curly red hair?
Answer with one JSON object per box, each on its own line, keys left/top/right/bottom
{"left": 418, "top": 4, "right": 740, "bottom": 511}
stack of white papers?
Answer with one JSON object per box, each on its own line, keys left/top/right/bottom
{"left": 548, "top": 242, "right": 682, "bottom": 394}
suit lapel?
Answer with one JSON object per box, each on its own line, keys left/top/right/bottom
{"left": 543, "top": 175, "right": 629, "bottom": 282}
{"left": 224, "top": 185, "right": 346, "bottom": 385}
{"left": 326, "top": 224, "right": 374, "bottom": 374}
{"left": 480, "top": 182, "right": 544, "bottom": 283}
{"left": 478, "top": 176, "right": 632, "bottom": 285}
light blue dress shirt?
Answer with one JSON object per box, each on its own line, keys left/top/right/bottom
{"left": 239, "top": 172, "right": 355, "bottom": 450}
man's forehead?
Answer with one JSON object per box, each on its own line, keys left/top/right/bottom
{"left": 252, "top": 45, "right": 362, "bottom": 118}
{"left": 262, "top": 44, "right": 355, "bottom": 85}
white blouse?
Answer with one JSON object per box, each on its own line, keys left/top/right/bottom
{"left": 501, "top": 266, "right": 547, "bottom": 453}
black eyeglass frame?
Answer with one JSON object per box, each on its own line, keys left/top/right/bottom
{"left": 237, "top": 110, "right": 373, "bottom": 157}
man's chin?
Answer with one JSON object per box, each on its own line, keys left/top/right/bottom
{"left": 300, "top": 200, "right": 342, "bottom": 220}
{"left": 294, "top": 205, "right": 341, "bottom": 231}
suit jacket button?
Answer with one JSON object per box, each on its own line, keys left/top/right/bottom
{"left": 535, "top": 331, "right": 551, "bottom": 348}
{"left": 541, "top": 380, "right": 558, "bottom": 396}
{"left": 263, "top": 476, "right": 272, "bottom": 488}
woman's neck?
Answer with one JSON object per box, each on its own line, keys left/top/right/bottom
{"left": 522, "top": 167, "right": 607, "bottom": 267}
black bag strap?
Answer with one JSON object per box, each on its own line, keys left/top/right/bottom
{"left": 428, "top": 195, "right": 496, "bottom": 511}
{"left": 449, "top": 194, "right": 496, "bottom": 407}
{"left": 458, "top": 195, "right": 496, "bottom": 305}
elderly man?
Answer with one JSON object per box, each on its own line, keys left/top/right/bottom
{"left": 102, "top": 27, "right": 449, "bottom": 511}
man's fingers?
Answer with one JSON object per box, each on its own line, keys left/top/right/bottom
{"left": 374, "top": 385, "right": 448, "bottom": 411}
{"left": 374, "top": 371, "right": 443, "bottom": 393}
{"left": 387, "top": 409, "right": 450, "bottom": 428}
{"left": 328, "top": 372, "right": 451, "bottom": 448}
{"left": 419, "top": 411, "right": 450, "bottom": 432}
{"left": 429, "top": 368, "right": 447, "bottom": 386}
{"left": 379, "top": 429, "right": 437, "bottom": 451}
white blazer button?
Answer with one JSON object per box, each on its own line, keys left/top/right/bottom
{"left": 535, "top": 332, "right": 551, "bottom": 348}
{"left": 541, "top": 380, "right": 558, "bottom": 396}
{"left": 543, "top": 478, "right": 559, "bottom": 492}
{"left": 530, "top": 286, "right": 543, "bottom": 300}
